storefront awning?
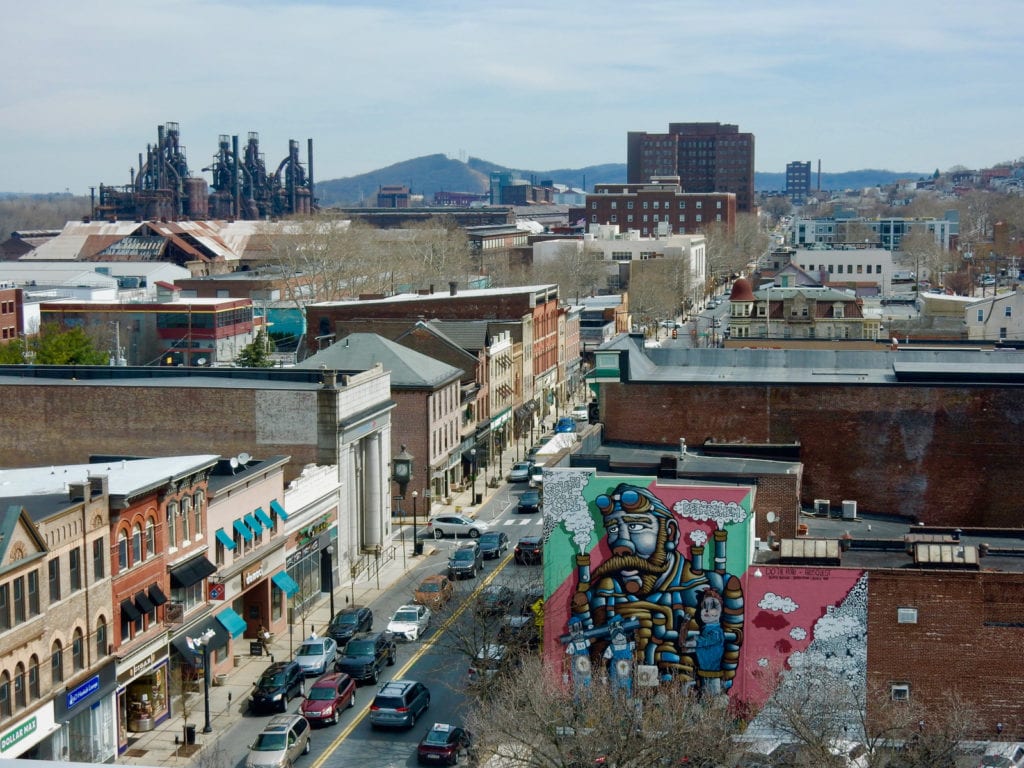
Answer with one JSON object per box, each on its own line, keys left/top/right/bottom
{"left": 270, "top": 499, "right": 290, "bottom": 520}
{"left": 135, "top": 590, "right": 154, "bottom": 614}
{"left": 244, "top": 513, "right": 264, "bottom": 536}
{"left": 232, "top": 519, "right": 253, "bottom": 542}
{"left": 148, "top": 584, "right": 168, "bottom": 606}
{"left": 170, "top": 617, "right": 230, "bottom": 665}
{"left": 169, "top": 556, "right": 217, "bottom": 589}
{"left": 271, "top": 570, "right": 300, "bottom": 597}
{"left": 254, "top": 507, "right": 274, "bottom": 529}
{"left": 120, "top": 598, "right": 141, "bottom": 622}
{"left": 215, "top": 528, "right": 236, "bottom": 550}
{"left": 216, "top": 607, "right": 247, "bottom": 638}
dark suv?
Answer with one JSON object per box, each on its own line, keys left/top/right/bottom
{"left": 335, "top": 631, "right": 396, "bottom": 684}
{"left": 327, "top": 605, "right": 373, "bottom": 649}
{"left": 369, "top": 679, "right": 431, "bottom": 729}
{"left": 249, "top": 661, "right": 305, "bottom": 713}
{"left": 448, "top": 542, "right": 483, "bottom": 579}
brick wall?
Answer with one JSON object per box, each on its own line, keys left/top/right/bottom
{"left": 601, "top": 380, "right": 1023, "bottom": 526}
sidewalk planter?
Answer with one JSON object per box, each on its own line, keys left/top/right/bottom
{"left": 213, "top": 673, "right": 228, "bottom": 686}
{"left": 233, "top": 654, "right": 242, "bottom": 667}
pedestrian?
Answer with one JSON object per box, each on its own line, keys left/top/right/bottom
{"left": 258, "top": 624, "right": 271, "bottom": 654}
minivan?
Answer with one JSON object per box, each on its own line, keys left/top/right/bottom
{"left": 369, "top": 679, "right": 431, "bottom": 729}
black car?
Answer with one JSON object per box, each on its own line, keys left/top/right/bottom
{"left": 335, "top": 631, "right": 396, "bottom": 684}
{"left": 249, "top": 661, "right": 305, "bottom": 713}
{"left": 447, "top": 542, "right": 483, "bottom": 579}
{"left": 475, "top": 584, "right": 515, "bottom": 615}
{"left": 517, "top": 490, "right": 541, "bottom": 514}
{"left": 514, "top": 536, "right": 543, "bottom": 565}
{"left": 327, "top": 605, "right": 373, "bottom": 648}
{"left": 477, "top": 531, "right": 509, "bottom": 559}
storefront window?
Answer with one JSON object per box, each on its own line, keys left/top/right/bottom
{"left": 123, "top": 663, "right": 168, "bottom": 740}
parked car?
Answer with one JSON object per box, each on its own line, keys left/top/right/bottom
{"left": 475, "top": 584, "right": 515, "bottom": 615}
{"left": 387, "top": 604, "right": 432, "bottom": 642}
{"left": 294, "top": 635, "right": 338, "bottom": 676}
{"left": 249, "top": 661, "right": 306, "bottom": 714}
{"left": 417, "top": 722, "right": 474, "bottom": 766}
{"left": 448, "top": 541, "right": 483, "bottom": 579}
{"left": 326, "top": 605, "right": 373, "bottom": 648}
{"left": 978, "top": 743, "right": 1024, "bottom": 768}
{"left": 555, "top": 416, "right": 576, "bottom": 433}
{"left": 334, "top": 631, "right": 396, "bottom": 684}
{"left": 529, "top": 465, "right": 544, "bottom": 487}
{"left": 246, "top": 713, "right": 311, "bottom": 768}
{"left": 571, "top": 404, "right": 589, "bottom": 420}
{"left": 299, "top": 672, "right": 356, "bottom": 726}
{"left": 517, "top": 489, "right": 542, "bottom": 514}
{"left": 508, "top": 461, "right": 533, "bottom": 483}
{"left": 369, "top": 679, "right": 431, "bottom": 729}
{"left": 497, "top": 614, "right": 540, "bottom": 652}
{"left": 413, "top": 574, "right": 454, "bottom": 609}
{"left": 478, "top": 530, "right": 510, "bottom": 559}
{"left": 467, "top": 644, "right": 511, "bottom": 684}
{"left": 514, "top": 536, "right": 543, "bottom": 565}
{"left": 426, "top": 514, "right": 490, "bottom": 539}
{"left": 527, "top": 436, "right": 552, "bottom": 459}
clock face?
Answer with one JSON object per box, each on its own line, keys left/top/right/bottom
{"left": 395, "top": 463, "right": 409, "bottom": 479}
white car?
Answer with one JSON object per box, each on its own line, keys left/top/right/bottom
{"left": 386, "top": 604, "right": 432, "bottom": 641}
{"left": 426, "top": 514, "right": 490, "bottom": 539}
{"left": 571, "top": 405, "right": 589, "bottom": 421}
{"left": 979, "top": 742, "right": 1024, "bottom": 768}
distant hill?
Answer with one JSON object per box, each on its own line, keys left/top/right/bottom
{"left": 315, "top": 158, "right": 929, "bottom": 207}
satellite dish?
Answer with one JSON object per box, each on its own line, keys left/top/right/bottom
{"left": 766, "top": 512, "right": 777, "bottom": 523}
{"left": 229, "top": 457, "right": 239, "bottom": 473}
{"left": 237, "top": 452, "right": 252, "bottom": 467}
{"left": 195, "top": 357, "right": 207, "bottom": 366}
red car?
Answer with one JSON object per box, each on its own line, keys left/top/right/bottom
{"left": 299, "top": 672, "right": 356, "bottom": 726}
{"left": 514, "top": 535, "right": 543, "bottom": 565}
{"left": 417, "top": 722, "right": 473, "bottom": 765}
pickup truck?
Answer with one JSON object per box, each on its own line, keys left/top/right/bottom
{"left": 334, "top": 630, "right": 396, "bottom": 684}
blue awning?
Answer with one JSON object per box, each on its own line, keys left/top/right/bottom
{"left": 271, "top": 571, "right": 300, "bottom": 597}
{"left": 215, "top": 607, "right": 247, "bottom": 638}
{"left": 215, "top": 528, "right": 236, "bottom": 550}
{"left": 232, "top": 519, "right": 253, "bottom": 542}
{"left": 244, "top": 513, "right": 264, "bottom": 535}
{"left": 254, "top": 507, "right": 274, "bottom": 529}
{"left": 270, "top": 499, "right": 290, "bottom": 520}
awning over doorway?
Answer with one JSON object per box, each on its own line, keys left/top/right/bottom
{"left": 216, "top": 607, "right": 247, "bottom": 638}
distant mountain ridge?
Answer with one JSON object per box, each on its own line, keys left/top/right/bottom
{"left": 315, "top": 157, "right": 928, "bottom": 207}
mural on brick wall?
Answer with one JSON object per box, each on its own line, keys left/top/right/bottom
{"left": 542, "top": 471, "right": 754, "bottom": 694}
{"left": 542, "top": 469, "right": 869, "bottom": 710}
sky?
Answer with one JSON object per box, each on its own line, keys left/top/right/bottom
{"left": 2, "top": 0, "right": 1022, "bottom": 194}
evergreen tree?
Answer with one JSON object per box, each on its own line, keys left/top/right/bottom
{"left": 235, "top": 330, "right": 275, "bottom": 367}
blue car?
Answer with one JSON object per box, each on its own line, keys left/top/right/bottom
{"left": 554, "top": 417, "right": 576, "bottom": 433}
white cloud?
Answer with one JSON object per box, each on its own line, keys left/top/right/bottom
{"left": 758, "top": 592, "right": 799, "bottom": 614}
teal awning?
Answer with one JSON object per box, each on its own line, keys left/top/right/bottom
{"left": 270, "top": 499, "right": 290, "bottom": 520}
{"left": 232, "top": 519, "right": 252, "bottom": 542}
{"left": 215, "top": 528, "right": 236, "bottom": 550}
{"left": 271, "top": 571, "right": 299, "bottom": 597}
{"left": 244, "top": 513, "right": 263, "bottom": 535}
{"left": 254, "top": 507, "right": 274, "bottom": 529}
{"left": 215, "top": 607, "right": 247, "bottom": 638}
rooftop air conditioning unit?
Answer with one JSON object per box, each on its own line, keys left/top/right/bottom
{"left": 814, "top": 499, "right": 830, "bottom": 517}
{"left": 842, "top": 500, "right": 858, "bottom": 520}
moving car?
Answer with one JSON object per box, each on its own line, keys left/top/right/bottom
{"left": 417, "top": 722, "right": 474, "bottom": 766}
{"left": 478, "top": 530, "right": 510, "bottom": 559}
{"left": 299, "top": 673, "right": 356, "bottom": 726}
{"left": 326, "top": 606, "right": 373, "bottom": 648}
{"left": 294, "top": 635, "right": 338, "bottom": 676}
{"left": 413, "top": 574, "right": 454, "bottom": 609}
{"left": 249, "top": 661, "right": 305, "bottom": 714}
{"left": 387, "top": 604, "right": 432, "bottom": 641}
{"left": 555, "top": 416, "right": 576, "bottom": 433}
{"left": 508, "top": 461, "right": 533, "bottom": 483}
{"left": 335, "top": 631, "right": 397, "bottom": 684}
{"left": 369, "top": 679, "right": 431, "bottom": 729}
{"left": 448, "top": 541, "right": 483, "bottom": 579}
{"left": 529, "top": 465, "right": 544, "bottom": 487}
{"left": 246, "top": 714, "right": 311, "bottom": 768}
{"left": 517, "top": 489, "right": 541, "bottom": 514}
{"left": 426, "top": 514, "right": 490, "bottom": 539}
{"left": 475, "top": 584, "right": 514, "bottom": 615}
{"left": 514, "top": 536, "right": 543, "bottom": 565}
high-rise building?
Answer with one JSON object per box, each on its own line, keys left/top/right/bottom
{"left": 627, "top": 122, "right": 755, "bottom": 213}
{"left": 786, "top": 161, "right": 812, "bottom": 205}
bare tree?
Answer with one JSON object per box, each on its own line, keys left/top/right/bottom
{"left": 531, "top": 242, "right": 607, "bottom": 302}
{"left": 626, "top": 257, "right": 694, "bottom": 326}
{"left": 702, "top": 214, "right": 770, "bottom": 288}
{"left": 388, "top": 217, "right": 475, "bottom": 291}
{"left": 896, "top": 230, "right": 955, "bottom": 288}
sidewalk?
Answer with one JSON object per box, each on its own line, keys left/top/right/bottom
{"left": 119, "top": 439, "right": 525, "bottom": 765}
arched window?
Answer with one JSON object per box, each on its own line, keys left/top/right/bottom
{"left": 167, "top": 502, "right": 178, "bottom": 548}
{"left": 51, "top": 640, "right": 63, "bottom": 684}
{"left": 145, "top": 518, "right": 156, "bottom": 556}
{"left": 0, "top": 671, "right": 9, "bottom": 719}
{"left": 72, "top": 628, "right": 85, "bottom": 672}
{"left": 181, "top": 498, "right": 191, "bottom": 541}
{"left": 28, "top": 656, "right": 39, "bottom": 701}
{"left": 132, "top": 523, "right": 143, "bottom": 564}
{"left": 96, "top": 617, "right": 108, "bottom": 659}
{"left": 193, "top": 492, "right": 204, "bottom": 537}
{"left": 13, "top": 663, "right": 25, "bottom": 710}
{"left": 117, "top": 529, "right": 129, "bottom": 571}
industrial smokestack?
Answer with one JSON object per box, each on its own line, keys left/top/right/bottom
{"left": 307, "top": 138, "right": 314, "bottom": 206}
{"left": 817, "top": 159, "right": 821, "bottom": 192}
{"left": 232, "top": 135, "right": 241, "bottom": 219}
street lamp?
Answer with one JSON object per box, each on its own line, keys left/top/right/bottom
{"left": 470, "top": 448, "right": 478, "bottom": 506}
{"left": 193, "top": 627, "right": 216, "bottom": 733}
{"left": 325, "top": 545, "right": 336, "bottom": 621}
{"left": 411, "top": 491, "right": 421, "bottom": 556}
{"left": 392, "top": 444, "right": 416, "bottom": 554}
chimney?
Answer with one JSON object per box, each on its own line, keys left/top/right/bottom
{"left": 449, "top": 281, "right": 458, "bottom": 296}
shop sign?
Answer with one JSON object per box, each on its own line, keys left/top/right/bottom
{"left": 66, "top": 674, "right": 100, "bottom": 710}
{"left": 132, "top": 656, "right": 153, "bottom": 678}
{"left": 296, "top": 516, "right": 330, "bottom": 548}
{"left": 165, "top": 602, "right": 184, "bottom": 624}
{"left": 208, "top": 582, "right": 225, "bottom": 600}
{"left": 1, "top": 715, "right": 36, "bottom": 754}
{"left": 286, "top": 539, "right": 321, "bottom": 568}
{"left": 242, "top": 564, "right": 264, "bottom": 587}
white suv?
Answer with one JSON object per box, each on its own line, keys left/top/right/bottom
{"left": 427, "top": 514, "right": 489, "bottom": 539}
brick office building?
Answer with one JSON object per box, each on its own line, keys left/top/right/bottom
{"left": 627, "top": 122, "right": 756, "bottom": 213}
{"left": 590, "top": 335, "right": 1024, "bottom": 527}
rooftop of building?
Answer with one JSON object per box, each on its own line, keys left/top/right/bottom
{"left": 308, "top": 283, "right": 559, "bottom": 308}
{"left": 0, "top": 364, "right": 368, "bottom": 390}
{"left": 298, "top": 333, "right": 462, "bottom": 389}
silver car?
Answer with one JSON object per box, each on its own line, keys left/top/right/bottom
{"left": 246, "top": 714, "right": 311, "bottom": 768}
{"left": 293, "top": 635, "right": 338, "bottom": 676}
{"left": 426, "top": 514, "right": 490, "bottom": 540}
